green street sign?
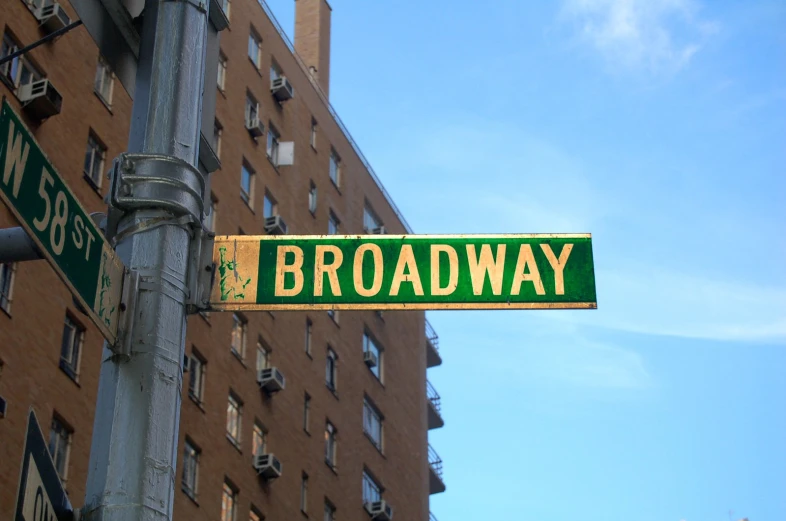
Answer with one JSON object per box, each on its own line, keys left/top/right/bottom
{"left": 210, "top": 234, "right": 596, "bottom": 310}
{"left": 0, "top": 100, "right": 124, "bottom": 343}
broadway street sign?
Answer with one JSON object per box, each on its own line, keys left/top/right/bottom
{"left": 0, "top": 100, "right": 124, "bottom": 343}
{"left": 14, "top": 410, "right": 73, "bottom": 521}
{"left": 210, "top": 234, "right": 596, "bottom": 311}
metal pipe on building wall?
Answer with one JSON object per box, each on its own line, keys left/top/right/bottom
{"left": 82, "top": 0, "right": 208, "bottom": 518}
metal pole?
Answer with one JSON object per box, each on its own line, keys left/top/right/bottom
{"left": 0, "top": 227, "right": 42, "bottom": 262}
{"left": 82, "top": 0, "right": 208, "bottom": 517}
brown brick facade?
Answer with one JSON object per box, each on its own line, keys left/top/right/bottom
{"left": 0, "top": 0, "right": 436, "bottom": 520}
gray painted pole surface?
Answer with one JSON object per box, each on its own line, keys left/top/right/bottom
{"left": 0, "top": 227, "right": 42, "bottom": 262}
{"left": 82, "top": 0, "right": 208, "bottom": 518}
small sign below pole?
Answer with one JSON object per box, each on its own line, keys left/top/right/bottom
{"left": 14, "top": 410, "right": 74, "bottom": 521}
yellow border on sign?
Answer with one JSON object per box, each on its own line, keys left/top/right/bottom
{"left": 213, "top": 233, "right": 592, "bottom": 241}
{"left": 210, "top": 302, "right": 598, "bottom": 311}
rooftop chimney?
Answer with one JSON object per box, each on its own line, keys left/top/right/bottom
{"left": 294, "top": 0, "right": 332, "bottom": 97}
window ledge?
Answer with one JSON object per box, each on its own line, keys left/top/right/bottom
{"left": 82, "top": 173, "right": 103, "bottom": 197}
{"left": 93, "top": 90, "right": 113, "bottom": 114}
{"left": 301, "top": 509, "right": 308, "bottom": 518}
{"left": 1, "top": 305, "right": 11, "bottom": 318}
{"left": 241, "top": 197, "right": 255, "bottom": 213}
{"left": 226, "top": 434, "right": 242, "bottom": 453}
{"left": 230, "top": 349, "right": 246, "bottom": 367}
{"left": 324, "top": 460, "right": 338, "bottom": 475}
{"left": 364, "top": 432, "right": 385, "bottom": 457}
{"left": 197, "top": 311, "right": 211, "bottom": 325}
{"left": 217, "top": 86, "right": 227, "bottom": 99}
{"left": 181, "top": 485, "right": 199, "bottom": 506}
{"left": 266, "top": 155, "right": 281, "bottom": 174}
{"left": 326, "top": 385, "right": 339, "bottom": 400}
{"left": 329, "top": 178, "right": 341, "bottom": 194}
{"left": 58, "top": 362, "right": 81, "bottom": 387}
{"left": 188, "top": 393, "right": 206, "bottom": 413}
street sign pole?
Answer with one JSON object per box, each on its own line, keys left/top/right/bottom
{"left": 82, "top": 0, "right": 209, "bottom": 519}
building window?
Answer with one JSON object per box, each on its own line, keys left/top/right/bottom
{"left": 240, "top": 161, "right": 254, "bottom": 204}
{"left": 206, "top": 193, "right": 218, "bottom": 233}
{"left": 363, "top": 398, "right": 383, "bottom": 451}
{"left": 221, "top": 480, "right": 237, "bottom": 521}
{"left": 270, "top": 60, "right": 281, "bottom": 82}
{"left": 363, "top": 206, "right": 383, "bottom": 233}
{"left": 362, "top": 471, "right": 382, "bottom": 505}
{"left": 328, "top": 211, "right": 339, "bottom": 235}
{"left": 94, "top": 55, "right": 114, "bottom": 106}
{"left": 213, "top": 120, "right": 223, "bottom": 159}
{"left": 0, "top": 262, "right": 16, "bottom": 313}
{"left": 1, "top": 33, "right": 42, "bottom": 90}
{"left": 324, "top": 422, "right": 337, "bottom": 469}
{"left": 226, "top": 392, "right": 243, "bottom": 445}
{"left": 60, "top": 314, "right": 84, "bottom": 381}
{"left": 231, "top": 313, "right": 247, "bottom": 359}
{"left": 308, "top": 182, "right": 318, "bottom": 215}
{"left": 325, "top": 348, "right": 337, "bottom": 392}
{"left": 300, "top": 472, "right": 309, "bottom": 513}
{"left": 310, "top": 118, "right": 318, "bottom": 149}
{"left": 324, "top": 500, "right": 336, "bottom": 521}
{"left": 182, "top": 438, "right": 200, "bottom": 499}
{"left": 188, "top": 349, "right": 206, "bottom": 404}
{"left": 303, "top": 393, "right": 311, "bottom": 433}
{"left": 48, "top": 415, "right": 72, "bottom": 481}
{"left": 252, "top": 421, "right": 267, "bottom": 458}
{"left": 83, "top": 131, "right": 107, "bottom": 188}
{"left": 266, "top": 124, "right": 280, "bottom": 166}
{"left": 217, "top": 51, "right": 227, "bottom": 90}
{"left": 245, "top": 93, "right": 259, "bottom": 126}
{"left": 363, "top": 331, "right": 383, "bottom": 381}
{"left": 329, "top": 149, "right": 341, "bottom": 186}
{"left": 249, "top": 506, "right": 263, "bottom": 521}
{"left": 305, "top": 319, "right": 313, "bottom": 355}
{"left": 221, "top": 0, "right": 231, "bottom": 20}
{"left": 247, "top": 27, "right": 262, "bottom": 69}
{"left": 263, "top": 191, "right": 277, "bottom": 220}
{"left": 256, "top": 341, "right": 270, "bottom": 373}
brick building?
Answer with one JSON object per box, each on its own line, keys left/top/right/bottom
{"left": 0, "top": 0, "right": 446, "bottom": 519}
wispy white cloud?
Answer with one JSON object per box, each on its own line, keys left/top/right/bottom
{"left": 449, "top": 316, "right": 655, "bottom": 391}
{"left": 560, "top": 0, "right": 719, "bottom": 72}
{"left": 541, "top": 265, "right": 786, "bottom": 343}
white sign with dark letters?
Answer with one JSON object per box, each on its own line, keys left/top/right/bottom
{"left": 14, "top": 410, "right": 73, "bottom": 521}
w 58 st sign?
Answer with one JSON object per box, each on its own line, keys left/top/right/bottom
{"left": 210, "top": 234, "right": 597, "bottom": 311}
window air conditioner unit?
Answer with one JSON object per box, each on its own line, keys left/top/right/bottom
{"left": 245, "top": 116, "right": 264, "bottom": 138}
{"left": 270, "top": 76, "right": 294, "bottom": 102}
{"left": 18, "top": 79, "right": 63, "bottom": 119}
{"left": 364, "top": 350, "right": 378, "bottom": 368}
{"left": 257, "top": 367, "right": 286, "bottom": 393}
{"left": 264, "top": 215, "right": 288, "bottom": 235}
{"left": 365, "top": 500, "right": 393, "bottom": 521}
{"left": 36, "top": 3, "right": 71, "bottom": 34}
{"left": 0, "top": 395, "right": 6, "bottom": 419}
{"left": 253, "top": 453, "right": 282, "bottom": 480}
{"left": 372, "top": 226, "right": 387, "bottom": 235}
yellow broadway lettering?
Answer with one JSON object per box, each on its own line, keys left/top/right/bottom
{"left": 274, "top": 245, "right": 304, "bottom": 296}
{"left": 510, "top": 244, "right": 545, "bottom": 295}
{"left": 354, "top": 243, "right": 383, "bottom": 297}
{"left": 540, "top": 243, "right": 573, "bottom": 295}
{"left": 314, "top": 245, "right": 343, "bottom": 296}
{"left": 389, "top": 244, "right": 424, "bottom": 296}
{"left": 430, "top": 244, "right": 458, "bottom": 296}
{"left": 466, "top": 244, "right": 506, "bottom": 296}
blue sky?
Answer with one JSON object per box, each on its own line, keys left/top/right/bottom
{"left": 263, "top": 1, "right": 786, "bottom": 519}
